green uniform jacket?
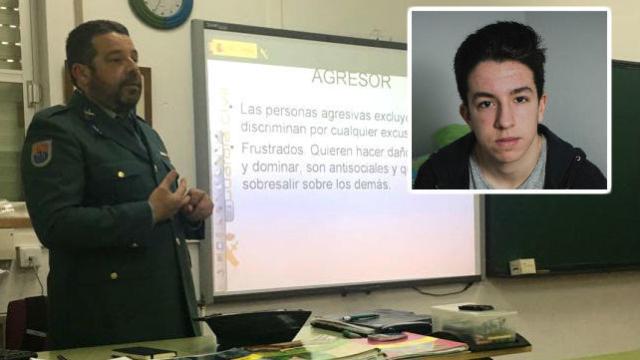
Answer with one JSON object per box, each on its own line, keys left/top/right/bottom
{"left": 21, "top": 91, "right": 202, "bottom": 349}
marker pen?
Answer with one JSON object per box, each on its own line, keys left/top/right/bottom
{"left": 342, "top": 313, "right": 379, "bottom": 322}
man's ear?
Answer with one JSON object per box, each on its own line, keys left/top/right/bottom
{"left": 537, "top": 94, "right": 548, "bottom": 123}
{"left": 70, "top": 63, "right": 91, "bottom": 90}
{"left": 459, "top": 103, "right": 471, "bottom": 125}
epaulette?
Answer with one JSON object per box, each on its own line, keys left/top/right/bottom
{"left": 35, "top": 104, "right": 70, "bottom": 119}
{"left": 134, "top": 113, "right": 149, "bottom": 124}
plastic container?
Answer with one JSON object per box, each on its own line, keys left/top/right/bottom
{"left": 431, "top": 303, "right": 517, "bottom": 345}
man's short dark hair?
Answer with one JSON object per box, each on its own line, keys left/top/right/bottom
{"left": 66, "top": 20, "right": 129, "bottom": 86}
{"left": 454, "top": 21, "right": 546, "bottom": 105}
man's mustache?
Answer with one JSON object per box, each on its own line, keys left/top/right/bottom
{"left": 121, "top": 71, "right": 142, "bottom": 87}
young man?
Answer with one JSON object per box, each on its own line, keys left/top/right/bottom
{"left": 414, "top": 21, "right": 606, "bottom": 189}
{"left": 21, "top": 20, "right": 213, "bottom": 349}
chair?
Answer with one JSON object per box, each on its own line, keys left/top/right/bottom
{"left": 4, "top": 295, "right": 48, "bottom": 351}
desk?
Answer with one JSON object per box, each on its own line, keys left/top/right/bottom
{"left": 36, "top": 336, "right": 218, "bottom": 360}
{"left": 570, "top": 349, "right": 640, "bottom": 360}
{"left": 37, "top": 332, "right": 530, "bottom": 360}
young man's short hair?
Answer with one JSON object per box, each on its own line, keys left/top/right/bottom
{"left": 65, "top": 20, "right": 129, "bottom": 86}
{"left": 454, "top": 21, "right": 546, "bottom": 105}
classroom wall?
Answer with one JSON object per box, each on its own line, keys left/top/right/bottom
{"left": 3, "top": 1, "right": 640, "bottom": 359}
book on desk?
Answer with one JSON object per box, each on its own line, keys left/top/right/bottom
{"left": 310, "top": 309, "right": 432, "bottom": 336}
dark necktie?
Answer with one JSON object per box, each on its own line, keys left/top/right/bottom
{"left": 118, "top": 113, "right": 146, "bottom": 150}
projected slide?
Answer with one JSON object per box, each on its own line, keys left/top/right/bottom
{"left": 194, "top": 23, "right": 479, "bottom": 297}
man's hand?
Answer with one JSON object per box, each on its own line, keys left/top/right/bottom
{"left": 180, "top": 188, "right": 213, "bottom": 223}
{"left": 148, "top": 170, "right": 191, "bottom": 224}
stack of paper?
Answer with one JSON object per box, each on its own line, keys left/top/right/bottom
{"left": 355, "top": 333, "right": 469, "bottom": 359}
{"left": 253, "top": 334, "right": 381, "bottom": 359}
{"left": 251, "top": 332, "right": 466, "bottom": 359}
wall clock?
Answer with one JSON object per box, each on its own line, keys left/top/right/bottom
{"left": 129, "top": 0, "right": 193, "bottom": 29}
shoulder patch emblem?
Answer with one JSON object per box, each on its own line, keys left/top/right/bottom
{"left": 31, "top": 140, "right": 52, "bottom": 167}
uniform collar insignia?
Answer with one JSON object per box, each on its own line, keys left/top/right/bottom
{"left": 83, "top": 108, "right": 96, "bottom": 118}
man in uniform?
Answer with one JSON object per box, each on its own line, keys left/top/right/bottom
{"left": 414, "top": 21, "right": 606, "bottom": 189}
{"left": 21, "top": 20, "right": 213, "bottom": 349}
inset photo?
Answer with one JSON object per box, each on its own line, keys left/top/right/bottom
{"left": 410, "top": 7, "right": 610, "bottom": 193}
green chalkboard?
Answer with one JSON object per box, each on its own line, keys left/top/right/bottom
{"left": 485, "top": 60, "right": 640, "bottom": 276}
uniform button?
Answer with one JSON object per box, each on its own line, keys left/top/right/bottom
{"left": 175, "top": 237, "right": 180, "bottom": 245}
{"left": 131, "top": 242, "right": 139, "bottom": 248}
{"left": 117, "top": 171, "right": 125, "bottom": 178}
{"left": 110, "top": 272, "right": 119, "bottom": 280}
{"left": 576, "top": 155, "right": 582, "bottom": 162}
